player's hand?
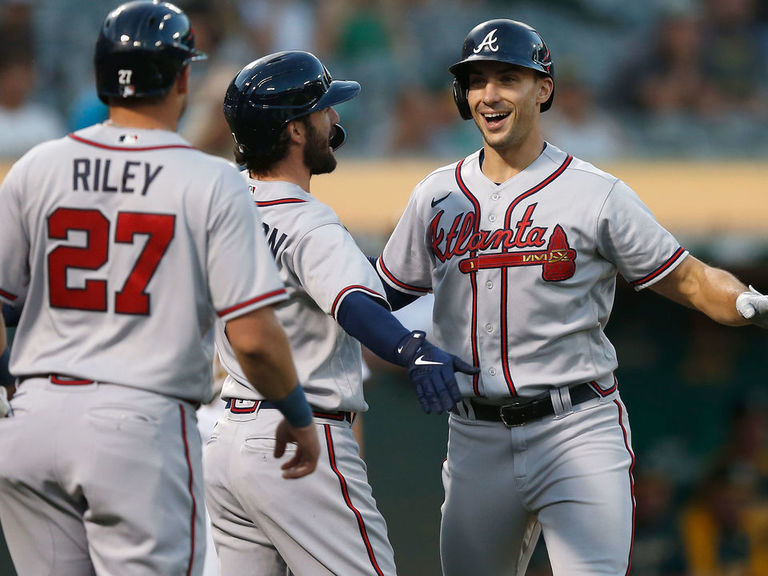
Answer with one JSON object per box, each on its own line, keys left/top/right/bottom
{"left": 274, "top": 419, "right": 320, "bottom": 479}
{"left": 397, "top": 331, "right": 479, "bottom": 414}
{"left": 736, "top": 285, "right": 768, "bottom": 329}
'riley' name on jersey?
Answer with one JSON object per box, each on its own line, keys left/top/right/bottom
{"left": 72, "top": 158, "right": 163, "bottom": 195}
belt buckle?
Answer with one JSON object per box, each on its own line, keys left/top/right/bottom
{"left": 499, "top": 400, "right": 527, "bottom": 428}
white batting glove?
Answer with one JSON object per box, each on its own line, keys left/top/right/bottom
{"left": 0, "top": 387, "right": 11, "bottom": 418}
{"left": 736, "top": 285, "right": 768, "bottom": 329}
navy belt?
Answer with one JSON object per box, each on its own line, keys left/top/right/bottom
{"left": 225, "top": 398, "right": 355, "bottom": 423}
{"left": 468, "top": 382, "right": 600, "bottom": 427}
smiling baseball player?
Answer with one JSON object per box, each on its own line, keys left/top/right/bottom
{"left": 204, "top": 50, "right": 475, "bottom": 576}
{"left": 374, "top": 18, "right": 768, "bottom": 576}
{"left": 0, "top": 3, "right": 318, "bottom": 575}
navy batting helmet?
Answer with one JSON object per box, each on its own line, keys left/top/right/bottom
{"left": 223, "top": 50, "right": 360, "bottom": 158}
{"left": 94, "top": 0, "right": 206, "bottom": 104}
{"left": 449, "top": 19, "right": 554, "bottom": 119}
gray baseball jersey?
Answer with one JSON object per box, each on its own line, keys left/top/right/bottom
{"left": 378, "top": 143, "right": 687, "bottom": 399}
{"left": 0, "top": 124, "right": 287, "bottom": 404}
{"left": 0, "top": 123, "right": 287, "bottom": 576}
{"left": 216, "top": 178, "right": 388, "bottom": 412}
{"left": 378, "top": 143, "right": 687, "bottom": 575}
{"left": 207, "top": 176, "right": 397, "bottom": 576}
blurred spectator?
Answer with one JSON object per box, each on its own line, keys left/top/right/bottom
{"left": 381, "top": 84, "right": 463, "bottom": 158}
{"left": 542, "top": 67, "right": 630, "bottom": 162}
{"left": 700, "top": 0, "right": 768, "bottom": 117}
{"left": 680, "top": 463, "right": 763, "bottom": 575}
{"left": 631, "top": 465, "right": 687, "bottom": 576}
{"left": 611, "top": 7, "right": 719, "bottom": 119}
{"left": 399, "top": 0, "right": 491, "bottom": 91}
{"left": 67, "top": 88, "right": 108, "bottom": 131}
{"left": 0, "top": 46, "right": 65, "bottom": 159}
{"left": 680, "top": 396, "right": 768, "bottom": 575}
{"left": 0, "top": 0, "right": 34, "bottom": 49}
{"left": 235, "top": 0, "right": 318, "bottom": 55}
{"left": 177, "top": 0, "right": 241, "bottom": 157}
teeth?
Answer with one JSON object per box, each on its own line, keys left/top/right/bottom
{"left": 484, "top": 113, "right": 508, "bottom": 119}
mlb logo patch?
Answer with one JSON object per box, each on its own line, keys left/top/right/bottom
{"left": 119, "top": 133, "right": 140, "bottom": 145}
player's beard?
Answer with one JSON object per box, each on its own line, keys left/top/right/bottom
{"left": 303, "top": 121, "right": 337, "bottom": 175}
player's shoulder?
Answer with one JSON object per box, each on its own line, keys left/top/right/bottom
{"left": 544, "top": 143, "right": 619, "bottom": 185}
{"left": 408, "top": 151, "right": 479, "bottom": 199}
{"left": 250, "top": 179, "right": 341, "bottom": 227}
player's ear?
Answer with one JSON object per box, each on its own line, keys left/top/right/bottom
{"left": 286, "top": 119, "right": 305, "bottom": 145}
{"left": 176, "top": 64, "right": 191, "bottom": 96}
{"left": 536, "top": 76, "right": 553, "bottom": 108}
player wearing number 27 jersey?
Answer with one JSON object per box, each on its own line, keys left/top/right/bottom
{"left": 0, "top": 123, "right": 279, "bottom": 399}
{"left": 0, "top": 3, "right": 319, "bottom": 576}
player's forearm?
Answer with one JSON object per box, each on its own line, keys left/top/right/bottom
{"left": 651, "top": 256, "right": 748, "bottom": 326}
{"left": 336, "top": 291, "right": 412, "bottom": 366}
{"left": 225, "top": 307, "right": 301, "bottom": 400}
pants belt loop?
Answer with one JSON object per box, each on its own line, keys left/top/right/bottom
{"left": 551, "top": 386, "right": 574, "bottom": 418}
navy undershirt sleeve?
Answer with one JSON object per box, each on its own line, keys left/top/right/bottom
{"left": 2, "top": 304, "right": 20, "bottom": 327}
{"left": 0, "top": 348, "right": 11, "bottom": 388}
{"left": 365, "top": 256, "right": 420, "bottom": 311}
{"left": 336, "top": 291, "right": 412, "bottom": 366}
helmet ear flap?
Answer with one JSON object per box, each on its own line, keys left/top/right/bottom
{"left": 452, "top": 78, "right": 472, "bottom": 120}
{"left": 329, "top": 123, "right": 347, "bottom": 151}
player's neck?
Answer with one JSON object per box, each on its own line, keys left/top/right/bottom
{"left": 481, "top": 136, "right": 545, "bottom": 183}
{"left": 251, "top": 164, "right": 311, "bottom": 194}
{"left": 107, "top": 103, "right": 180, "bottom": 132}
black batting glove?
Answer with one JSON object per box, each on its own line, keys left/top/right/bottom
{"left": 395, "top": 330, "right": 479, "bottom": 414}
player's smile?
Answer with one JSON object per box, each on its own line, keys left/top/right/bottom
{"left": 481, "top": 111, "right": 511, "bottom": 130}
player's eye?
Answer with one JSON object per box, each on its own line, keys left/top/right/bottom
{"left": 467, "top": 75, "right": 486, "bottom": 89}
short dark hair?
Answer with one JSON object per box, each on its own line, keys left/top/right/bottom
{"left": 236, "top": 117, "right": 307, "bottom": 174}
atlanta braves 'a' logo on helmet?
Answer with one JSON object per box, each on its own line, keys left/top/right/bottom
{"left": 473, "top": 29, "right": 499, "bottom": 54}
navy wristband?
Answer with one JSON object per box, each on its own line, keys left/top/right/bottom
{"left": 272, "top": 385, "right": 313, "bottom": 428}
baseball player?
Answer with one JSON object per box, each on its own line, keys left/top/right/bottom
{"left": 0, "top": 3, "right": 319, "bottom": 575}
{"left": 374, "top": 19, "right": 768, "bottom": 576}
{"left": 204, "top": 50, "right": 476, "bottom": 576}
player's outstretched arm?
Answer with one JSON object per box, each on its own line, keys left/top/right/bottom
{"left": 336, "top": 291, "right": 478, "bottom": 414}
{"left": 649, "top": 255, "right": 750, "bottom": 326}
{"left": 226, "top": 306, "right": 320, "bottom": 478}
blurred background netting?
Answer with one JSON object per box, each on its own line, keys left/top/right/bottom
{"left": 1, "top": 0, "right": 768, "bottom": 574}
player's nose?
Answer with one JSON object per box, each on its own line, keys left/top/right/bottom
{"left": 481, "top": 81, "right": 502, "bottom": 104}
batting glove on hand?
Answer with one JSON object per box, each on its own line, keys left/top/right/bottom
{"left": 396, "top": 331, "right": 479, "bottom": 414}
{"left": 736, "top": 285, "right": 768, "bottom": 329}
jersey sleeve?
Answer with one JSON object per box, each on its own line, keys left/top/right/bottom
{"left": 596, "top": 179, "right": 688, "bottom": 290}
{"left": 0, "top": 160, "right": 30, "bottom": 306}
{"left": 378, "top": 186, "right": 433, "bottom": 296}
{"left": 291, "top": 222, "right": 388, "bottom": 319}
{"left": 207, "top": 174, "right": 287, "bottom": 321}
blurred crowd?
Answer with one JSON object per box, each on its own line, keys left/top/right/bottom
{"left": 0, "top": 0, "right": 768, "bottom": 163}
{"left": 2, "top": 1, "right": 768, "bottom": 574}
